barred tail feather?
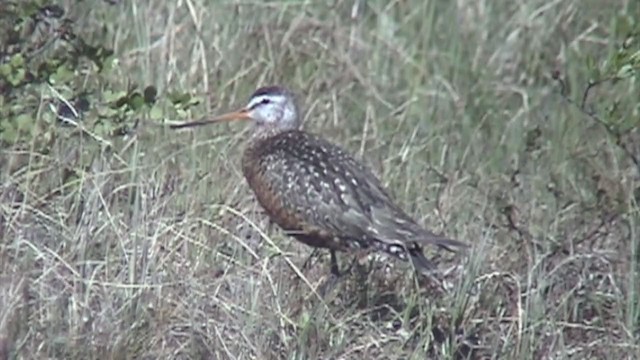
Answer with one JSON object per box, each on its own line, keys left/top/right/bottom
{"left": 408, "top": 249, "right": 438, "bottom": 272}
{"left": 430, "top": 236, "right": 469, "bottom": 252}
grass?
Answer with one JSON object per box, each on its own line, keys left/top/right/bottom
{"left": 1, "top": 0, "right": 639, "bottom": 358}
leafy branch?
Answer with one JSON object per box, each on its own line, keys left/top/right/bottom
{"left": 553, "top": 32, "right": 640, "bottom": 173}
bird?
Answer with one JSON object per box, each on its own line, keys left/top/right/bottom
{"left": 170, "top": 85, "right": 468, "bottom": 276}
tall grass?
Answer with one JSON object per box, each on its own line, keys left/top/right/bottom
{"left": 1, "top": 0, "right": 638, "bottom": 358}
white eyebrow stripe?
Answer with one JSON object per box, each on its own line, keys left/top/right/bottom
{"left": 247, "top": 95, "right": 267, "bottom": 109}
{"left": 247, "top": 94, "right": 285, "bottom": 109}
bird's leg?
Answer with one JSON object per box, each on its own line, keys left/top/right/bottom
{"left": 314, "top": 250, "right": 343, "bottom": 298}
{"left": 319, "top": 249, "right": 371, "bottom": 298}
{"left": 330, "top": 250, "right": 341, "bottom": 277}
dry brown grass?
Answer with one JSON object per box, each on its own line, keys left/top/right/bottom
{"left": 1, "top": 0, "right": 639, "bottom": 359}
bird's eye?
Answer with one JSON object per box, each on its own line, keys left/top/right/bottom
{"left": 261, "top": 98, "right": 271, "bottom": 105}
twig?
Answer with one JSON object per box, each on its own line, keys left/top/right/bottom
{"left": 554, "top": 74, "right": 640, "bottom": 173}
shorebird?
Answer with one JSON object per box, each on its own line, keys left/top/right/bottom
{"left": 170, "top": 86, "right": 468, "bottom": 276}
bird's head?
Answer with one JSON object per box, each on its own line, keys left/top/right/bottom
{"left": 170, "top": 86, "right": 300, "bottom": 132}
{"left": 241, "top": 86, "right": 299, "bottom": 129}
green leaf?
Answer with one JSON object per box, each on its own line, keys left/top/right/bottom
{"left": 168, "top": 92, "right": 192, "bottom": 106}
{"left": 0, "top": 122, "right": 18, "bottom": 143}
{"left": 187, "top": 96, "right": 202, "bottom": 107}
{"left": 128, "top": 92, "right": 145, "bottom": 111}
{"left": 0, "top": 63, "right": 12, "bottom": 77}
{"left": 103, "top": 90, "right": 128, "bottom": 103}
{"left": 616, "top": 64, "right": 635, "bottom": 79}
{"left": 10, "top": 68, "right": 26, "bottom": 85}
{"left": 149, "top": 105, "right": 163, "bottom": 120}
{"left": 99, "top": 54, "right": 118, "bottom": 74}
{"left": 15, "top": 113, "right": 33, "bottom": 129}
{"left": 176, "top": 108, "right": 188, "bottom": 119}
{"left": 585, "top": 55, "right": 600, "bottom": 80}
{"left": 630, "top": 50, "right": 640, "bottom": 64}
{"left": 50, "top": 65, "right": 74, "bottom": 84}
{"left": 10, "top": 53, "right": 24, "bottom": 67}
{"left": 98, "top": 107, "right": 119, "bottom": 117}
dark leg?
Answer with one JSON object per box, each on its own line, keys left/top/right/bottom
{"left": 316, "top": 250, "right": 343, "bottom": 297}
{"left": 320, "top": 249, "right": 372, "bottom": 298}
{"left": 330, "top": 250, "right": 341, "bottom": 276}
{"left": 329, "top": 249, "right": 370, "bottom": 276}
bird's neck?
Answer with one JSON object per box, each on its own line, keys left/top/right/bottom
{"left": 247, "top": 123, "right": 294, "bottom": 146}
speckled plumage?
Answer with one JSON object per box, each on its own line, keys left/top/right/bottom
{"left": 172, "top": 85, "right": 468, "bottom": 275}
{"left": 243, "top": 128, "right": 465, "bottom": 273}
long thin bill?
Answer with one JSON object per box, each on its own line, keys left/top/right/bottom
{"left": 168, "top": 109, "right": 251, "bottom": 129}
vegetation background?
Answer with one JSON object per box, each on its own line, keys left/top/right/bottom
{"left": 1, "top": 0, "right": 639, "bottom": 358}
